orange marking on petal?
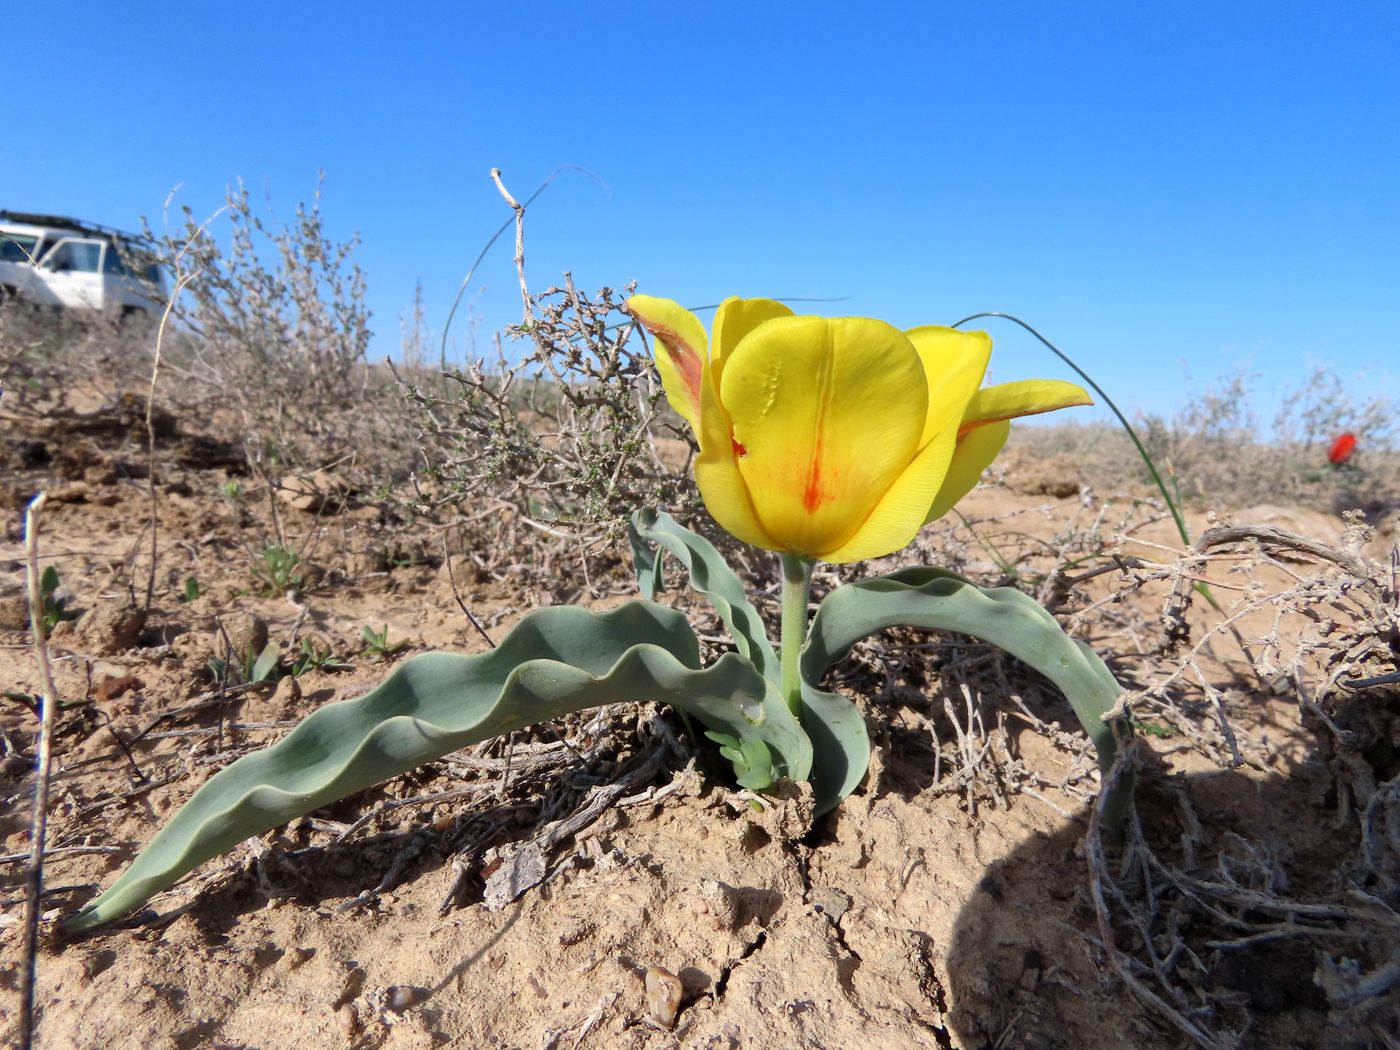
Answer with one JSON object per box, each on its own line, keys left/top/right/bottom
{"left": 646, "top": 321, "right": 703, "bottom": 408}
{"left": 731, "top": 436, "right": 748, "bottom": 458}
{"left": 806, "top": 403, "right": 823, "bottom": 515}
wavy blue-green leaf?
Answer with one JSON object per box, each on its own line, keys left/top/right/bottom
{"left": 629, "top": 508, "right": 780, "bottom": 685}
{"left": 798, "top": 682, "right": 869, "bottom": 814}
{"left": 802, "top": 567, "right": 1132, "bottom": 826}
{"left": 66, "top": 602, "right": 799, "bottom": 933}
{"left": 628, "top": 510, "right": 812, "bottom": 793}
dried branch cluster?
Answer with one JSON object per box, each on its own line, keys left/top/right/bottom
{"left": 925, "top": 492, "right": 1400, "bottom": 1046}
{"left": 151, "top": 180, "right": 369, "bottom": 413}
{"left": 0, "top": 308, "right": 155, "bottom": 414}
{"left": 396, "top": 276, "right": 698, "bottom": 542}
{"left": 143, "top": 181, "right": 420, "bottom": 485}
{"left": 1087, "top": 741, "right": 1400, "bottom": 1049}
{"left": 1007, "top": 364, "right": 1400, "bottom": 516}
{"left": 392, "top": 170, "right": 698, "bottom": 547}
{"left": 810, "top": 481, "right": 1398, "bottom": 1047}
{"left": 1095, "top": 519, "right": 1399, "bottom": 1046}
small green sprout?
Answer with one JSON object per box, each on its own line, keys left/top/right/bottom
{"left": 180, "top": 576, "right": 202, "bottom": 603}
{"left": 290, "top": 637, "right": 351, "bottom": 677}
{"left": 252, "top": 544, "right": 303, "bottom": 596}
{"left": 1139, "top": 720, "right": 1180, "bottom": 739}
{"left": 207, "top": 642, "right": 280, "bottom": 686}
{"left": 38, "top": 566, "right": 77, "bottom": 636}
{"left": 703, "top": 731, "right": 775, "bottom": 790}
{"left": 361, "top": 624, "right": 408, "bottom": 659}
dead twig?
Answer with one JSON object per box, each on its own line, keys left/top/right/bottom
{"left": 143, "top": 194, "right": 226, "bottom": 615}
{"left": 441, "top": 535, "right": 496, "bottom": 649}
{"left": 1085, "top": 743, "right": 1238, "bottom": 1050}
{"left": 19, "top": 493, "right": 59, "bottom": 1050}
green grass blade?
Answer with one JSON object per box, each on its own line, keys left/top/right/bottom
{"left": 951, "top": 311, "right": 1191, "bottom": 547}
{"left": 250, "top": 641, "right": 280, "bottom": 683}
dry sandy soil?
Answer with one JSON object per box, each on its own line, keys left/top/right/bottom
{"left": 1, "top": 395, "right": 1397, "bottom": 1049}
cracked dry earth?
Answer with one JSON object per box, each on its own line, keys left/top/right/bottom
{"left": 0, "top": 396, "right": 1390, "bottom": 1049}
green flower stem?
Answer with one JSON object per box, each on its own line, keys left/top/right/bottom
{"left": 780, "top": 553, "right": 814, "bottom": 717}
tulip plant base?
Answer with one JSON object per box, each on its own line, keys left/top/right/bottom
{"left": 1, "top": 405, "right": 1389, "bottom": 1049}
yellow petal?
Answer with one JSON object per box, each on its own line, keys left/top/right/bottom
{"left": 823, "top": 421, "right": 959, "bottom": 563}
{"left": 924, "top": 419, "right": 1011, "bottom": 523}
{"left": 711, "top": 297, "right": 793, "bottom": 387}
{"left": 694, "top": 364, "right": 779, "bottom": 551}
{"left": 720, "top": 316, "right": 928, "bottom": 559}
{"left": 904, "top": 326, "right": 993, "bottom": 449}
{"left": 962, "top": 379, "right": 1091, "bottom": 432}
{"left": 625, "top": 295, "right": 708, "bottom": 433}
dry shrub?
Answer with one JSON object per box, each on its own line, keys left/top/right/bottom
{"left": 1099, "top": 520, "right": 1396, "bottom": 1046}
{"left": 0, "top": 305, "right": 156, "bottom": 415}
{"left": 1009, "top": 367, "right": 1400, "bottom": 519}
{"left": 145, "top": 179, "right": 417, "bottom": 491}
{"left": 828, "top": 461, "right": 1399, "bottom": 1047}
{"left": 396, "top": 275, "right": 698, "bottom": 546}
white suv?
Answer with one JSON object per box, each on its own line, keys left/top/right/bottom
{"left": 0, "top": 210, "right": 167, "bottom": 318}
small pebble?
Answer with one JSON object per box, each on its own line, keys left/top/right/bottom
{"left": 387, "top": 985, "right": 423, "bottom": 1012}
{"left": 336, "top": 1002, "right": 361, "bottom": 1038}
{"left": 336, "top": 963, "right": 366, "bottom": 1006}
{"left": 645, "top": 965, "right": 684, "bottom": 1029}
{"left": 284, "top": 946, "right": 316, "bottom": 970}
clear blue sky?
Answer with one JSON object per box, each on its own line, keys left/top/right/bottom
{"left": 7, "top": 2, "right": 1398, "bottom": 427}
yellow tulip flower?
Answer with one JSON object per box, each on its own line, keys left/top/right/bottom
{"left": 627, "top": 295, "right": 1091, "bottom": 564}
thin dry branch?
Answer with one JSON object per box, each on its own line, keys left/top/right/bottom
{"left": 18, "top": 493, "right": 59, "bottom": 1050}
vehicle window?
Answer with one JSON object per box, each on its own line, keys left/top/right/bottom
{"left": 0, "top": 233, "right": 40, "bottom": 263}
{"left": 117, "top": 240, "right": 163, "bottom": 287}
{"left": 42, "top": 240, "right": 102, "bottom": 273}
{"left": 102, "top": 244, "right": 127, "bottom": 275}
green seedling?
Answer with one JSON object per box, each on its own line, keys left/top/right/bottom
{"left": 361, "top": 624, "right": 408, "bottom": 659}
{"left": 290, "top": 637, "right": 351, "bottom": 676}
{"left": 220, "top": 479, "right": 243, "bottom": 504}
{"left": 703, "top": 730, "right": 775, "bottom": 790}
{"left": 1139, "top": 720, "right": 1180, "bottom": 739}
{"left": 180, "top": 576, "right": 202, "bottom": 603}
{"left": 252, "top": 544, "right": 304, "bottom": 596}
{"left": 207, "top": 642, "right": 280, "bottom": 687}
{"left": 38, "top": 566, "right": 77, "bottom": 636}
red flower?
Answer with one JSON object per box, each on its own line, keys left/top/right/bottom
{"left": 1328, "top": 432, "right": 1357, "bottom": 466}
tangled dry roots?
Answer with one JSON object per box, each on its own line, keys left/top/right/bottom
{"left": 1084, "top": 520, "right": 1400, "bottom": 1049}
